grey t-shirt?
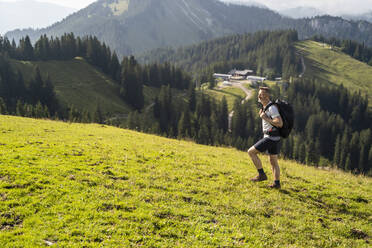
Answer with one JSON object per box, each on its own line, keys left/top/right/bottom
{"left": 262, "top": 102, "right": 281, "bottom": 141}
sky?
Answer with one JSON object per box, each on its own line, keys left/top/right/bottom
{"left": 1, "top": 0, "right": 372, "bottom": 15}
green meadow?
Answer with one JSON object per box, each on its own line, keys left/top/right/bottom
{"left": 295, "top": 40, "right": 372, "bottom": 106}
{"left": 0, "top": 115, "right": 371, "bottom": 247}
{"left": 205, "top": 87, "right": 247, "bottom": 111}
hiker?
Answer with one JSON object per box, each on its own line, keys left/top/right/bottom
{"left": 248, "top": 86, "right": 283, "bottom": 189}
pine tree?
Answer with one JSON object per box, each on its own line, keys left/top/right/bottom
{"left": 299, "top": 143, "right": 306, "bottom": 163}
{"left": 231, "top": 99, "right": 246, "bottom": 139}
{"left": 306, "top": 140, "right": 316, "bottom": 165}
{"left": 81, "top": 110, "right": 91, "bottom": 123}
{"left": 0, "top": 97, "right": 7, "bottom": 114}
{"left": 197, "top": 117, "right": 210, "bottom": 145}
{"left": 333, "top": 135, "right": 341, "bottom": 167}
{"left": 127, "top": 111, "right": 140, "bottom": 130}
{"left": 35, "top": 102, "right": 44, "bottom": 118}
{"left": 23, "top": 36, "right": 34, "bottom": 60}
{"left": 358, "top": 146, "right": 366, "bottom": 173}
{"left": 349, "top": 132, "right": 360, "bottom": 171}
{"left": 29, "top": 67, "right": 44, "bottom": 104}
{"left": 188, "top": 84, "right": 196, "bottom": 112}
{"left": 43, "top": 105, "right": 50, "bottom": 118}
{"left": 109, "top": 52, "right": 121, "bottom": 82}
{"left": 178, "top": 110, "right": 191, "bottom": 138}
{"left": 219, "top": 96, "right": 229, "bottom": 132}
{"left": 120, "top": 57, "right": 144, "bottom": 110}
{"left": 368, "top": 147, "right": 372, "bottom": 174}
{"left": 345, "top": 155, "right": 352, "bottom": 171}
{"left": 16, "top": 100, "right": 24, "bottom": 116}
{"left": 93, "top": 103, "right": 104, "bottom": 124}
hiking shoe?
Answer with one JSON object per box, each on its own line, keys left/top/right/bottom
{"left": 250, "top": 173, "right": 267, "bottom": 182}
{"left": 269, "top": 183, "right": 281, "bottom": 189}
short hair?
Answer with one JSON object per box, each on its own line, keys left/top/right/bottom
{"left": 259, "top": 86, "right": 270, "bottom": 93}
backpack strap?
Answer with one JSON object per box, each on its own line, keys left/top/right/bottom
{"left": 263, "top": 102, "right": 274, "bottom": 112}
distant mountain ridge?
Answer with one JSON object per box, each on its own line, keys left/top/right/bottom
{"left": 279, "top": 7, "right": 325, "bottom": 19}
{"left": 0, "top": 0, "right": 76, "bottom": 35}
{"left": 5, "top": 0, "right": 372, "bottom": 56}
{"left": 343, "top": 11, "right": 372, "bottom": 23}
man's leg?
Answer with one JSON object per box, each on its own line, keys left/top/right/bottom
{"left": 269, "top": 155, "right": 280, "bottom": 181}
{"left": 248, "top": 146, "right": 267, "bottom": 181}
{"left": 269, "top": 155, "right": 281, "bottom": 188}
{"left": 248, "top": 146, "right": 262, "bottom": 170}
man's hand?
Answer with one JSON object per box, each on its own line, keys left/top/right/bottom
{"left": 260, "top": 109, "right": 283, "bottom": 128}
{"left": 259, "top": 110, "right": 270, "bottom": 121}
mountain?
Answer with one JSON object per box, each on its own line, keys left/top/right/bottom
{"left": 0, "top": 0, "right": 76, "bottom": 35}
{"left": 1, "top": 114, "right": 371, "bottom": 247}
{"left": 5, "top": 0, "right": 372, "bottom": 56}
{"left": 220, "top": 0, "right": 268, "bottom": 9}
{"left": 5, "top": 0, "right": 291, "bottom": 55}
{"left": 279, "top": 7, "right": 325, "bottom": 19}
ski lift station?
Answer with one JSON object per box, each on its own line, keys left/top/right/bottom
{"left": 247, "top": 76, "right": 266, "bottom": 83}
{"left": 213, "top": 73, "right": 232, "bottom": 80}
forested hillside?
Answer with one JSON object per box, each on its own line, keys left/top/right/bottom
{"left": 0, "top": 34, "right": 191, "bottom": 120}
{"left": 139, "top": 30, "right": 301, "bottom": 82}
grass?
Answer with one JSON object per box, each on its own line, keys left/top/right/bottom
{"left": 204, "top": 87, "right": 247, "bottom": 111}
{"left": 11, "top": 58, "right": 132, "bottom": 115}
{"left": 0, "top": 115, "right": 371, "bottom": 247}
{"left": 295, "top": 40, "right": 372, "bottom": 106}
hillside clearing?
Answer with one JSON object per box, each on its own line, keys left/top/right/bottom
{"left": 205, "top": 85, "right": 249, "bottom": 111}
{"left": 11, "top": 58, "right": 132, "bottom": 115}
{"left": 295, "top": 40, "right": 372, "bottom": 106}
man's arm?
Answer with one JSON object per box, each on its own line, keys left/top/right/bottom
{"left": 260, "top": 112, "right": 283, "bottom": 128}
{"left": 270, "top": 116, "right": 283, "bottom": 128}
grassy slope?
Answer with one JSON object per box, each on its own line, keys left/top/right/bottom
{"left": 11, "top": 58, "right": 132, "bottom": 115}
{"left": 295, "top": 40, "right": 372, "bottom": 106}
{"left": 0, "top": 115, "right": 371, "bottom": 247}
{"left": 205, "top": 87, "right": 247, "bottom": 111}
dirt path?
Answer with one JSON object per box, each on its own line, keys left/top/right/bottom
{"left": 228, "top": 81, "right": 254, "bottom": 132}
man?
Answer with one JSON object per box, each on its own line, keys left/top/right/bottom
{"left": 248, "top": 87, "right": 283, "bottom": 189}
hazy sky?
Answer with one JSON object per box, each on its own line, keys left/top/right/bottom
{"left": 1, "top": 0, "right": 372, "bottom": 15}
{"left": 256, "top": 0, "right": 372, "bottom": 14}
{"left": 0, "top": 0, "right": 94, "bottom": 9}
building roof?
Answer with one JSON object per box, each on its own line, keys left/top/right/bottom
{"left": 247, "top": 76, "right": 266, "bottom": 80}
{"left": 235, "top": 69, "right": 253, "bottom": 75}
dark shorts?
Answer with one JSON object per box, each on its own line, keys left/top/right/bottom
{"left": 254, "top": 137, "right": 280, "bottom": 155}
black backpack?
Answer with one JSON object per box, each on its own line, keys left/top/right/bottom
{"left": 264, "top": 99, "right": 294, "bottom": 138}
